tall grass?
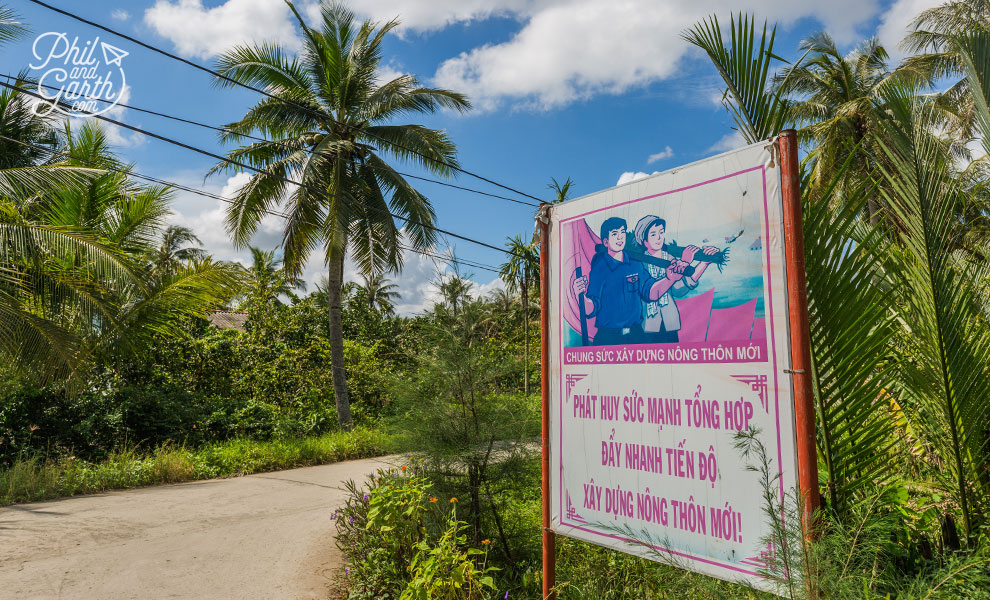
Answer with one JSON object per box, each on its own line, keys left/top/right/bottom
{"left": 0, "top": 428, "right": 392, "bottom": 506}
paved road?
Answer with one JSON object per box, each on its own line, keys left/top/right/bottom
{"left": 0, "top": 456, "right": 394, "bottom": 600}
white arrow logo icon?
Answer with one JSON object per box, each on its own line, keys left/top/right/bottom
{"left": 101, "top": 42, "right": 128, "bottom": 66}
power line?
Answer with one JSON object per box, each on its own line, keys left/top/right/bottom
{"left": 0, "top": 133, "right": 508, "bottom": 276}
{"left": 26, "top": 0, "right": 549, "bottom": 205}
{"left": 1, "top": 74, "right": 539, "bottom": 209}
{"left": 397, "top": 243, "right": 503, "bottom": 275}
{"left": 0, "top": 80, "right": 530, "bottom": 261}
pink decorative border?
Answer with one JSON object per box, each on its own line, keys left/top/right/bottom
{"left": 555, "top": 165, "right": 784, "bottom": 579}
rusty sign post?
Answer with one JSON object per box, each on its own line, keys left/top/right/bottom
{"left": 778, "top": 129, "right": 821, "bottom": 533}
{"left": 539, "top": 203, "right": 557, "bottom": 600}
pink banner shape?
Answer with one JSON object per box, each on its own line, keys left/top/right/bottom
{"left": 561, "top": 219, "right": 601, "bottom": 342}
{"left": 707, "top": 298, "right": 757, "bottom": 341}
{"left": 752, "top": 317, "right": 767, "bottom": 340}
{"left": 675, "top": 288, "right": 714, "bottom": 342}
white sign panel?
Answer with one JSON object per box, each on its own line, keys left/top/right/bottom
{"left": 548, "top": 141, "right": 798, "bottom": 590}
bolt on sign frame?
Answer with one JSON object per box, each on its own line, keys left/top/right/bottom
{"left": 538, "top": 131, "right": 817, "bottom": 598}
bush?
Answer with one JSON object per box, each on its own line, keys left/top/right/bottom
{"left": 335, "top": 465, "right": 498, "bottom": 600}
{"left": 0, "top": 428, "right": 391, "bottom": 506}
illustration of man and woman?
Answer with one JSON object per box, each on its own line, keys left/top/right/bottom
{"left": 572, "top": 215, "right": 718, "bottom": 345}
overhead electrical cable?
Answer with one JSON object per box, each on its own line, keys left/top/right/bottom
{"left": 0, "top": 133, "right": 508, "bottom": 276}
{"left": 1, "top": 74, "right": 539, "bottom": 209}
{"left": 25, "top": 0, "right": 549, "bottom": 204}
{"left": 0, "top": 80, "right": 530, "bottom": 261}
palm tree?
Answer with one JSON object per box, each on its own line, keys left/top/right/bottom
{"left": 488, "top": 287, "right": 515, "bottom": 313}
{"left": 244, "top": 246, "right": 306, "bottom": 307}
{"left": 0, "top": 4, "right": 27, "bottom": 47}
{"left": 151, "top": 225, "right": 207, "bottom": 276}
{"left": 499, "top": 234, "right": 539, "bottom": 395}
{"left": 1, "top": 120, "right": 240, "bottom": 383}
{"left": 358, "top": 271, "right": 399, "bottom": 314}
{"left": 902, "top": 1, "right": 990, "bottom": 152}
{"left": 774, "top": 34, "right": 922, "bottom": 222}
{"left": 877, "top": 83, "right": 990, "bottom": 543}
{"left": 682, "top": 14, "right": 794, "bottom": 144}
{"left": 686, "top": 12, "right": 990, "bottom": 542}
{"left": 0, "top": 78, "right": 59, "bottom": 171}
{"left": 210, "top": 1, "right": 469, "bottom": 430}
{"left": 548, "top": 176, "right": 575, "bottom": 204}
{"left": 437, "top": 268, "right": 474, "bottom": 317}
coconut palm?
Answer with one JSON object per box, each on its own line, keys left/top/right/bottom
{"left": 1, "top": 120, "right": 240, "bottom": 383}
{"left": 437, "top": 269, "right": 474, "bottom": 317}
{"left": 499, "top": 234, "right": 539, "bottom": 395}
{"left": 358, "top": 271, "right": 399, "bottom": 314}
{"left": 488, "top": 287, "right": 516, "bottom": 314}
{"left": 548, "top": 176, "right": 575, "bottom": 204}
{"left": 774, "top": 34, "right": 932, "bottom": 224}
{"left": 682, "top": 14, "right": 795, "bottom": 144}
{"left": 210, "top": 1, "right": 469, "bottom": 430}
{"left": 0, "top": 4, "right": 27, "bottom": 47}
{"left": 0, "top": 80, "right": 93, "bottom": 198}
{"left": 243, "top": 246, "right": 306, "bottom": 308}
{"left": 903, "top": 0, "right": 990, "bottom": 83}
{"left": 0, "top": 78, "right": 58, "bottom": 170}
{"left": 151, "top": 225, "right": 207, "bottom": 276}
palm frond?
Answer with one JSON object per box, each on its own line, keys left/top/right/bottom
{"left": 682, "top": 13, "right": 792, "bottom": 143}
{"left": 0, "top": 5, "right": 28, "bottom": 47}
{"left": 876, "top": 86, "right": 990, "bottom": 540}
{"left": 953, "top": 30, "right": 990, "bottom": 156}
{"left": 803, "top": 160, "right": 899, "bottom": 511}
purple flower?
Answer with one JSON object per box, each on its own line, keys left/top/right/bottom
{"left": 348, "top": 516, "right": 354, "bottom": 524}
{"left": 330, "top": 510, "right": 338, "bottom": 520}
{"left": 363, "top": 493, "right": 370, "bottom": 502}
{"left": 504, "top": 593, "right": 509, "bottom": 599}
{"left": 345, "top": 568, "right": 350, "bottom": 575}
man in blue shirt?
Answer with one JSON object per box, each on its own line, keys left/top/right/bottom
{"left": 571, "top": 217, "right": 687, "bottom": 346}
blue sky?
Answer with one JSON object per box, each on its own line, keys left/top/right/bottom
{"left": 2, "top": 0, "right": 940, "bottom": 313}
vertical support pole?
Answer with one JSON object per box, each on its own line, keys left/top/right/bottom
{"left": 778, "top": 129, "right": 821, "bottom": 534}
{"left": 539, "top": 204, "right": 556, "bottom": 600}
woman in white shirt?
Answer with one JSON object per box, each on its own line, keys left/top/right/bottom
{"left": 633, "top": 215, "right": 718, "bottom": 343}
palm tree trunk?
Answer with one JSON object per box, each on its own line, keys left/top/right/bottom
{"left": 522, "top": 274, "right": 529, "bottom": 396}
{"left": 327, "top": 250, "right": 353, "bottom": 431}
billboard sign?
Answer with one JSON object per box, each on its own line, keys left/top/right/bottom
{"left": 547, "top": 141, "right": 798, "bottom": 590}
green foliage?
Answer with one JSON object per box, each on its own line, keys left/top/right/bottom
{"left": 210, "top": 0, "right": 471, "bottom": 430}
{"left": 0, "top": 427, "right": 390, "bottom": 506}
{"left": 876, "top": 86, "right": 990, "bottom": 541}
{"left": 402, "top": 515, "right": 497, "bottom": 600}
{"left": 395, "top": 297, "right": 538, "bottom": 558}
{"left": 803, "top": 162, "right": 899, "bottom": 511}
{"left": 336, "top": 467, "right": 500, "bottom": 600}
{"left": 0, "top": 117, "right": 241, "bottom": 386}
{"left": 682, "top": 13, "right": 794, "bottom": 144}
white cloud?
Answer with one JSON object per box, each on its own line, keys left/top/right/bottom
{"left": 875, "top": 0, "right": 944, "bottom": 63}
{"left": 616, "top": 171, "right": 655, "bottom": 186}
{"left": 165, "top": 172, "right": 284, "bottom": 266}
{"left": 111, "top": 9, "right": 130, "bottom": 21}
{"left": 375, "top": 63, "right": 407, "bottom": 86}
{"left": 430, "top": 0, "right": 882, "bottom": 111}
{"left": 647, "top": 146, "right": 674, "bottom": 164}
{"left": 340, "top": 0, "right": 538, "bottom": 34}
{"left": 146, "top": 0, "right": 886, "bottom": 110}
{"left": 704, "top": 131, "right": 746, "bottom": 155}
{"left": 475, "top": 276, "right": 507, "bottom": 298}
{"left": 144, "top": 0, "right": 302, "bottom": 59}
